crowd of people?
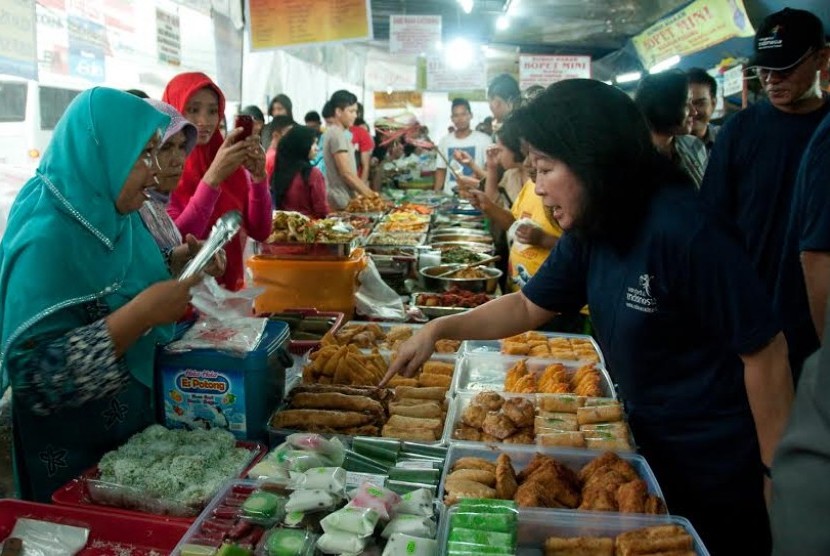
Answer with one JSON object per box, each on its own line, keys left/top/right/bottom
{"left": 0, "top": 5, "right": 828, "bottom": 555}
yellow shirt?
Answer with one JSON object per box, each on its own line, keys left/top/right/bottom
{"left": 508, "top": 180, "right": 562, "bottom": 292}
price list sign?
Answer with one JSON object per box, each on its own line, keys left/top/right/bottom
{"left": 247, "top": 0, "right": 372, "bottom": 50}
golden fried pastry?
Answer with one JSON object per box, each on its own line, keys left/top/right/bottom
{"left": 578, "top": 486, "right": 618, "bottom": 512}
{"left": 503, "top": 428, "right": 535, "bottom": 445}
{"left": 580, "top": 422, "right": 630, "bottom": 439}
{"left": 617, "top": 479, "right": 648, "bottom": 513}
{"left": 583, "top": 468, "right": 629, "bottom": 492}
{"left": 417, "top": 373, "right": 452, "bottom": 388}
{"left": 537, "top": 431, "right": 586, "bottom": 449}
{"left": 461, "top": 404, "right": 488, "bottom": 428}
{"left": 645, "top": 495, "right": 667, "bottom": 515}
{"left": 524, "top": 332, "right": 547, "bottom": 342}
{"left": 447, "top": 469, "right": 496, "bottom": 487}
{"left": 544, "top": 536, "right": 614, "bottom": 556}
{"left": 585, "top": 436, "right": 634, "bottom": 452}
{"left": 480, "top": 433, "right": 500, "bottom": 443}
{"left": 453, "top": 457, "right": 496, "bottom": 473}
{"left": 512, "top": 373, "right": 538, "bottom": 394}
{"left": 271, "top": 409, "right": 376, "bottom": 429}
{"left": 395, "top": 386, "right": 448, "bottom": 401}
{"left": 504, "top": 359, "right": 529, "bottom": 392}
{"left": 434, "top": 339, "right": 461, "bottom": 353}
{"left": 502, "top": 341, "right": 530, "bottom": 356}
{"left": 472, "top": 391, "right": 504, "bottom": 411}
{"left": 616, "top": 525, "right": 692, "bottom": 555}
{"left": 381, "top": 426, "right": 436, "bottom": 441}
{"left": 385, "top": 414, "right": 443, "bottom": 435}
{"left": 289, "top": 392, "right": 384, "bottom": 417}
{"left": 535, "top": 413, "right": 579, "bottom": 433}
{"left": 387, "top": 376, "right": 419, "bottom": 387}
{"left": 453, "top": 425, "right": 482, "bottom": 442}
{"left": 502, "top": 397, "right": 535, "bottom": 428}
{"left": 445, "top": 478, "right": 496, "bottom": 499}
{"left": 514, "top": 480, "right": 567, "bottom": 509}
{"left": 517, "top": 453, "right": 550, "bottom": 483}
{"left": 528, "top": 344, "right": 551, "bottom": 357}
{"left": 495, "top": 453, "right": 518, "bottom": 500}
{"left": 389, "top": 401, "right": 443, "bottom": 419}
{"left": 481, "top": 412, "right": 517, "bottom": 440}
{"left": 422, "top": 361, "right": 455, "bottom": 377}
{"left": 579, "top": 452, "right": 626, "bottom": 482}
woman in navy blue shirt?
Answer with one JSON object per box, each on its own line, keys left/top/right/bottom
{"left": 382, "top": 80, "right": 792, "bottom": 555}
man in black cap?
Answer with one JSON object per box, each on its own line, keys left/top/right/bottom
{"left": 700, "top": 7, "right": 829, "bottom": 382}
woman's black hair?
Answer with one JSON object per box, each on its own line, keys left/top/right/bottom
{"left": 513, "top": 79, "right": 689, "bottom": 244}
{"left": 634, "top": 70, "right": 690, "bottom": 135}
{"left": 268, "top": 94, "right": 294, "bottom": 120}
{"left": 270, "top": 125, "right": 317, "bottom": 208}
{"left": 487, "top": 73, "right": 521, "bottom": 103}
{"left": 495, "top": 115, "right": 524, "bottom": 163}
{"left": 240, "top": 105, "right": 265, "bottom": 123}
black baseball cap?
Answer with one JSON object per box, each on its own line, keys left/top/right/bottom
{"left": 748, "top": 8, "right": 827, "bottom": 70}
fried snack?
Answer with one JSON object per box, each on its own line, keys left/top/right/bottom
{"left": 580, "top": 422, "right": 631, "bottom": 439}
{"left": 434, "top": 339, "right": 461, "bottom": 353}
{"left": 480, "top": 433, "right": 500, "bottom": 443}
{"left": 504, "top": 359, "right": 529, "bottom": 392}
{"left": 645, "top": 495, "right": 667, "bottom": 515}
{"left": 289, "top": 392, "right": 384, "bottom": 417}
{"left": 389, "top": 401, "right": 443, "bottom": 419}
{"left": 573, "top": 371, "right": 603, "bottom": 398}
{"left": 502, "top": 397, "right": 535, "bottom": 428}
{"left": 447, "top": 468, "right": 497, "bottom": 487}
{"left": 503, "top": 428, "right": 535, "bottom": 445}
{"left": 417, "top": 373, "right": 452, "bottom": 388}
{"left": 617, "top": 479, "right": 648, "bottom": 513}
{"left": 386, "top": 325, "right": 414, "bottom": 343}
{"left": 528, "top": 343, "right": 551, "bottom": 357}
{"left": 577, "top": 404, "right": 624, "bottom": 425}
{"left": 453, "top": 425, "right": 483, "bottom": 442}
{"left": 514, "top": 373, "right": 538, "bottom": 393}
{"left": 578, "top": 485, "right": 618, "bottom": 512}
{"left": 385, "top": 414, "right": 443, "bottom": 435}
{"left": 544, "top": 536, "right": 614, "bottom": 556}
{"left": 387, "top": 376, "right": 419, "bottom": 388}
{"left": 395, "top": 386, "right": 448, "bottom": 401}
{"left": 580, "top": 452, "right": 639, "bottom": 484}
{"left": 481, "top": 412, "right": 517, "bottom": 440}
{"left": 271, "top": 409, "right": 374, "bottom": 429}
{"left": 517, "top": 453, "right": 549, "bottom": 483}
{"left": 515, "top": 464, "right": 581, "bottom": 509}
{"left": 381, "top": 426, "right": 436, "bottom": 442}
{"left": 473, "top": 391, "right": 504, "bottom": 411}
{"left": 536, "top": 413, "right": 579, "bottom": 433}
{"left": 444, "top": 478, "right": 497, "bottom": 501}
{"left": 340, "top": 425, "right": 381, "bottom": 436}
{"left": 494, "top": 453, "right": 518, "bottom": 500}
{"left": 461, "top": 404, "right": 488, "bottom": 428}
{"left": 453, "top": 457, "right": 497, "bottom": 474}
{"left": 616, "top": 525, "right": 693, "bottom": 556}
{"left": 502, "top": 341, "right": 530, "bottom": 356}
{"left": 421, "top": 361, "right": 455, "bottom": 377}
{"left": 537, "top": 432, "right": 586, "bottom": 449}
{"left": 585, "top": 436, "right": 634, "bottom": 452}
{"left": 290, "top": 384, "right": 388, "bottom": 400}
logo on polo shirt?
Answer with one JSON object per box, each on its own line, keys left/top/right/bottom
{"left": 626, "top": 273, "right": 658, "bottom": 314}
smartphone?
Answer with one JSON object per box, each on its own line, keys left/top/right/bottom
{"left": 233, "top": 114, "right": 254, "bottom": 143}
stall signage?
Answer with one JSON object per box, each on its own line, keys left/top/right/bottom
{"left": 247, "top": 0, "right": 372, "bottom": 51}
{"left": 722, "top": 64, "right": 743, "bottom": 97}
{"left": 632, "top": 0, "right": 754, "bottom": 69}
{"left": 0, "top": 0, "right": 38, "bottom": 80}
{"left": 425, "top": 54, "right": 486, "bottom": 92}
{"left": 156, "top": 7, "right": 181, "bottom": 66}
{"left": 389, "top": 14, "right": 441, "bottom": 55}
{"left": 519, "top": 55, "right": 591, "bottom": 88}
{"left": 374, "top": 90, "right": 423, "bottom": 109}
{"left": 67, "top": 14, "right": 104, "bottom": 82}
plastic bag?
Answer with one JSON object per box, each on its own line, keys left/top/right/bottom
{"left": 355, "top": 258, "right": 406, "bottom": 321}
{"left": 166, "top": 277, "right": 266, "bottom": 353}
{"left": 507, "top": 217, "right": 542, "bottom": 252}
{"left": 286, "top": 434, "right": 346, "bottom": 466}
{"left": 0, "top": 518, "right": 89, "bottom": 556}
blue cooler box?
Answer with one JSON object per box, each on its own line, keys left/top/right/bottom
{"left": 156, "top": 320, "right": 291, "bottom": 442}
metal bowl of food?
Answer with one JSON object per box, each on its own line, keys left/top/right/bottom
{"left": 420, "top": 264, "right": 502, "bottom": 294}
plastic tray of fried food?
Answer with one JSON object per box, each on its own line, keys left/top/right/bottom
{"left": 437, "top": 506, "right": 710, "bottom": 556}
{"left": 438, "top": 443, "right": 665, "bottom": 517}
{"left": 462, "top": 331, "right": 605, "bottom": 366}
{"left": 320, "top": 321, "right": 462, "bottom": 355}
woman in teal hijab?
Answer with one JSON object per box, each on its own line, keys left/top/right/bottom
{"left": 0, "top": 87, "right": 202, "bottom": 501}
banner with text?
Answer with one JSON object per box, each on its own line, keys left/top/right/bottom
{"left": 374, "top": 91, "right": 423, "bottom": 109}
{"left": 519, "top": 55, "right": 591, "bottom": 88}
{"left": 389, "top": 15, "right": 440, "bottom": 56}
{"left": 247, "top": 0, "right": 372, "bottom": 51}
{"left": 156, "top": 7, "right": 181, "bottom": 66}
{"left": 632, "top": 0, "right": 754, "bottom": 69}
{"left": 67, "top": 15, "right": 105, "bottom": 82}
{"left": 0, "top": 0, "right": 39, "bottom": 80}
{"left": 425, "top": 55, "right": 486, "bottom": 92}
{"left": 722, "top": 64, "right": 743, "bottom": 97}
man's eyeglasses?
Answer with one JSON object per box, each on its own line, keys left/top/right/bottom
{"left": 749, "top": 49, "right": 815, "bottom": 81}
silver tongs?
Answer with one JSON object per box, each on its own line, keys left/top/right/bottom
{"left": 179, "top": 210, "right": 242, "bottom": 281}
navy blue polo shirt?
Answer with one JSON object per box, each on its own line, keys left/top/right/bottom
{"left": 523, "top": 185, "right": 779, "bottom": 482}
{"left": 776, "top": 111, "right": 830, "bottom": 375}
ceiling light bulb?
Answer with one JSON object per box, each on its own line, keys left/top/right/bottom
{"left": 496, "top": 15, "right": 509, "bottom": 30}
{"left": 446, "top": 38, "right": 474, "bottom": 70}
{"left": 458, "top": 0, "right": 474, "bottom": 14}
{"left": 615, "top": 71, "right": 642, "bottom": 84}
{"left": 649, "top": 55, "right": 682, "bottom": 74}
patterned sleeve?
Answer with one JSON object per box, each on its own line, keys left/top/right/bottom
{"left": 8, "top": 319, "right": 130, "bottom": 416}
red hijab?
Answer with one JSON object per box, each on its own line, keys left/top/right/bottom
{"left": 163, "top": 72, "right": 249, "bottom": 289}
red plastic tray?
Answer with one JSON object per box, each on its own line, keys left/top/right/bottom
{"left": 259, "top": 308, "right": 345, "bottom": 355}
{"left": 0, "top": 499, "right": 188, "bottom": 554}
{"left": 51, "top": 440, "right": 267, "bottom": 523}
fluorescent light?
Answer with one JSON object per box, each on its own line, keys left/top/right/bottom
{"left": 649, "top": 55, "right": 681, "bottom": 74}
{"left": 615, "top": 71, "right": 642, "bottom": 84}
{"left": 602, "top": 80, "right": 613, "bottom": 85}
{"left": 446, "top": 38, "right": 474, "bottom": 69}
{"left": 458, "top": 0, "right": 474, "bottom": 14}
{"left": 496, "top": 15, "right": 510, "bottom": 30}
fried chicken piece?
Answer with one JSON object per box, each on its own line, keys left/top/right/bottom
{"left": 461, "top": 404, "right": 488, "bottom": 429}
{"left": 453, "top": 425, "right": 482, "bottom": 442}
{"left": 645, "top": 495, "right": 667, "bottom": 515}
{"left": 448, "top": 468, "right": 496, "bottom": 487}
{"left": 503, "top": 428, "right": 535, "bottom": 445}
{"left": 473, "top": 391, "right": 504, "bottom": 411}
{"left": 453, "top": 457, "right": 497, "bottom": 474}
{"left": 617, "top": 479, "right": 648, "bottom": 513}
{"left": 495, "top": 453, "right": 518, "bottom": 500}
{"left": 481, "top": 412, "right": 517, "bottom": 440}
{"left": 502, "top": 397, "right": 535, "bottom": 428}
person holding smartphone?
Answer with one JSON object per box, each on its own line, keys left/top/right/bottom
{"left": 162, "top": 72, "right": 272, "bottom": 291}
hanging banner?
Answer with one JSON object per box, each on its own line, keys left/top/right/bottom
{"left": 246, "top": 0, "right": 372, "bottom": 51}
{"left": 722, "top": 64, "right": 743, "bottom": 97}
{"left": 156, "top": 7, "right": 181, "bottom": 66}
{"left": 519, "top": 55, "right": 591, "bottom": 88}
{"left": 0, "top": 0, "right": 39, "bottom": 80}
{"left": 389, "top": 15, "right": 441, "bottom": 56}
{"left": 104, "top": 0, "right": 136, "bottom": 58}
{"left": 425, "top": 55, "right": 487, "bottom": 92}
{"left": 373, "top": 91, "right": 423, "bottom": 109}
{"left": 67, "top": 15, "right": 105, "bottom": 82}
{"left": 36, "top": 1, "right": 69, "bottom": 77}
{"left": 67, "top": 0, "right": 104, "bottom": 23}
{"left": 632, "top": 0, "right": 754, "bottom": 69}
{"left": 214, "top": 12, "right": 242, "bottom": 101}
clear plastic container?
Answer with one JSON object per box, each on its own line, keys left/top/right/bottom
{"left": 442, "top": 391, "right": 538, "bottom": 447}
{"left": 462, "top": 331, "right": 605, "bottom": 367}
{"left": 437, "top": 506, "right": 709, "bottom": 556}
{"left": 438, "top": 443, "right": 664, "bottom": 513}
{"left": 450, "top": 353, "right": 616, "bottom": 397}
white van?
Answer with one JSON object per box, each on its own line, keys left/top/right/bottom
{"left": 0, "top": 76, "right": 83, "bottom": 169}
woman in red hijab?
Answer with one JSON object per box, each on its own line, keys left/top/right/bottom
{"left": 163, "top": 72, "right": 272, "bottom": 290}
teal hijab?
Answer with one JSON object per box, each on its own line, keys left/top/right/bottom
{"left": 0, "top": 87, "right": 173, "bottom": 392}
